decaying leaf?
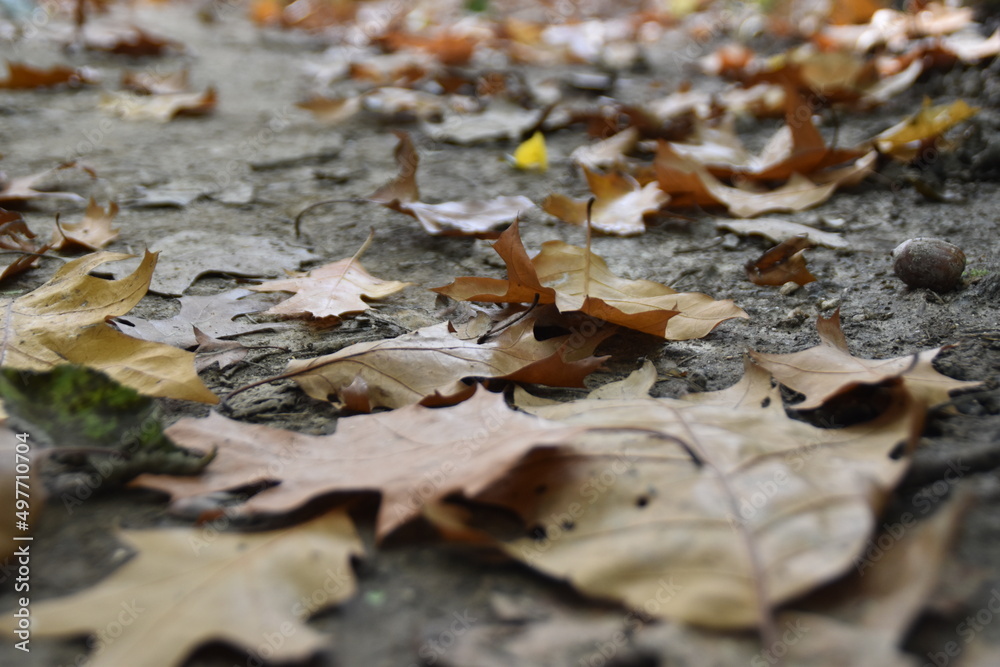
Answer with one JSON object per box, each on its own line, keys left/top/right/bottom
{"left": 0, "top": 61, "right": 97, "bottom": 89}
{"left": 103, "top": 230, "right": 320, "bottom": 295}
{"left": 542, "top": 168, "right": 668, "bottom": 236}
{"left": 192, "top": 328, "right": 250, "bottom": 371}
{"left": 749, "top": 310, "right": 981, "bottom": 409}
{"left": 50, "top": 198, "right": 120, "bottom": 251}
{"left": 680, "top": 356, "right": 778, "bottom": 409}
{"left": 84, "top": 25, "right": 184, "bottom": 57}
{"left": 134, "top": 387, "right": 582, "bottom": 537}
{"left": 422, "top": 100, "right": 545, "bottom": 144}
{"left": 459, "top": 382, "right": 921, "bottom": 629}
{"left": 434, "top": 220, "right": 747, "bottom": 339}
{"left": 0, "top": 209, "right": 49, "bottom": 282}
{"left": 256, "top": 306, "right": 610, "bottom": 411}
{"left": 368, "top": 131, "right": 535, "bottom": 237}
{"left": 0, "top": 250, "right": 217, "bottom": 403}
{"left": 121, "top": 69, "right": 190, "bottom": 95}
{"left": 717, "top": 217, "right": 849, "bottom": 249}
{"left": 297, "top": 94, "right": 362, "bottom": 125}
{"left": 874, "top": 99, "right": 979, "bottom": 161}
{"left": 100, "top": 87, "right": 217, "bottom": 122}
{"left": 570, "top": 127, "right": 639, "bottom": 171}
{"left": 250, "top": 234, "right": 411, "bottom": 319}
{"left": 745, "top": 234, "right": 817, "bottom": 286}
{"left": 697, "top": 153, "right": 877, "bottom": 218}
{"left": 0, "top": 509, "right": 362, "bottom": 667}
{"left": 114, "top": 288, "right": 287, "bottom": 349}
{"left": 0, "top": 163, "right": 90, "bottom": 205}
{"left": 0, "top": 366, "right": 214, "bottom": 486}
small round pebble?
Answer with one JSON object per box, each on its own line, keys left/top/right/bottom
{"left": 891, "top": 238, "right": 966, "bottom": 292}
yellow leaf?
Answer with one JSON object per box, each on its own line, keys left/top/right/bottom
{"left": 512, "top": 131, "right": 548, "bottom": 172}
{"left": 875, "top": 99, "right": 979, "bottom": 160}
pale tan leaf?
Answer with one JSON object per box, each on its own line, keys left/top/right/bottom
{"left": 0, "top": 509, "right": 362, "bottom": 667}
{"left": 470, "top": 385, "right": 922, "bottom": 629}
{"left": 749, "top": 311, "right": 981, "bottom": 409}
{"left": 0, "top": 251, "right": 216, "bottom": 403}
{"left": 100, "top": 87, "right": 217, "bottom": 122}
{"left": 250, "top": 253, "right": 411, "bottom": 319}
{"left": 276, "top": 309, "right": 611, "bottom": 410}
{"left": 542, "top": 167, "right": 667, "bottom": 236}
{"left": 51, "top": 198, "right": 120, "bottom": 251}
{"left": 134, "top": 388, "right": 582, "bottom": 537}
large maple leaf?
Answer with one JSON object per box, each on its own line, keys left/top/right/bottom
{"left": 134, "top": 387, "right": 582, "bottom": 538}
{"left": 0, "top": 509, "right": 362, "bottom": 667}
{"left": 433, "top": 220, "right": 747, "bottom": 339}
{"left": 454, "top": 380, "right": 922, "bottom": 630}
{"left": 0, "top": 251, "right": 217, "bottom": 403}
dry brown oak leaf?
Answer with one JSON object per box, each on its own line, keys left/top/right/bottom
{"left": 542, "top": 167, "right": 668, "bottom": 236}
{"left": 369, "top": 130, "right": 535, "bottom": 238}
{"left": 749, "top": 310, "right": 980, "bottom": 410}
{"left": 50, "top": 198, "right": 120, "bottom": 251}
{"left": 0, "top": 250, "right": 217, "bottom": 403}
{"left": 458, "top": 380, "right": 922, "bottom": 630}
{"left": 249, "top": 236, "right": 411, "bottom": 319}
{"left": 0, "top": 509, "right": 362, "bottom": 667}
{"left": 433, "top": 220, "right": 747, "bottom": 339}
{"left": 134, "top": 387, "right": 583, "bottom": 538}
{"left": 258, "top": 305, "right": 611, "bottom": 411}
{"left": 663, "top": 87, "right": 864, "bottom": 183}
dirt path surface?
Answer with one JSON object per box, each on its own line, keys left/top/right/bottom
{"left": 1, "top": 2, "right": 1000, "bottom": 666}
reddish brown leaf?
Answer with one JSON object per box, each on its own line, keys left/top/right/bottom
{"left": 745, "top": 234, "right": 817, "bottom": 287}
{"left": 0, "top": 61, "right": 97, "bottom": 89}
{"left": 434, "top": 220, "right": 747, "bottom": 339}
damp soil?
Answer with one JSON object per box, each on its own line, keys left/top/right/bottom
{"left": 1, "top": 4, "right": 1000, "bottom": 666}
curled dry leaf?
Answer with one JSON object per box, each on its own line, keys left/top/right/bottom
{"left": 192, "top": 328, "right": 250, "bottom": 372}
{"left": 0, "top": 250, "right": 217, "bottom": 403}
{"left": 542, "top": 167, "right": 667, "bottom": 236}
{"left": 134, "top": 387, "right": 583, "bottom": 538}
{"left": 369, "top": 131, "right": 535, "bottom": 237}
{"left": 100, "top": 87, "right": 217, "bottom": 122}
{"left": 0, "top": 509, "right": 362, "bottom": 667}
{"left": 0, "top": 209, "right": 49, "bottom": 283}
{"left": 458, "top": 381, "right": 922, "bottom": 629}
{"left": 296, "top": 94, "right": 363, "bottom": 125}
{"left": 103, "top": 230, "right": 320, "bottom": 295}
{"left": 749, "top": 310, "right": 981, "bottom": 409}
{"left": 258, "top": 306, "right": 610, "bottom": 411}
{"left": 115, "top": 288, "right": 287, "bottom": 349}
{"left": 84, "top": 25, "right": 185, "bottom": 57}
{"left": 0, "top": 162, "right": 90, "bottom": 205}
{"left": 250, "top": 233, "right": 411, "bottom": 319}
{"left": 422, "top": 100, "right": 546, "bottom": 144}
{"left": 745, "top": 234, "right": 817, "bottom": 287}
{"left": 569, "top": 126, "right": 639, "bottom": 171}
{"left": 121, "top": 69, "right": 190, "bottom": 95}
{"left": 434, "top": 220, "right": 747, "bottom": 339}
{"left": 874, "top": 99, "right": 978, "bottom": 161}
{"left": 51, "top": 198, "right": 120, "bottom": 251}
{"left": 697, "top": 152, "right": 877, "bottom": 218}
{"left": 717, "top": 217, "right": 848, "bottom": 249}
{"left": 0, "top": 61, "right": 97, "bottom": 89}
